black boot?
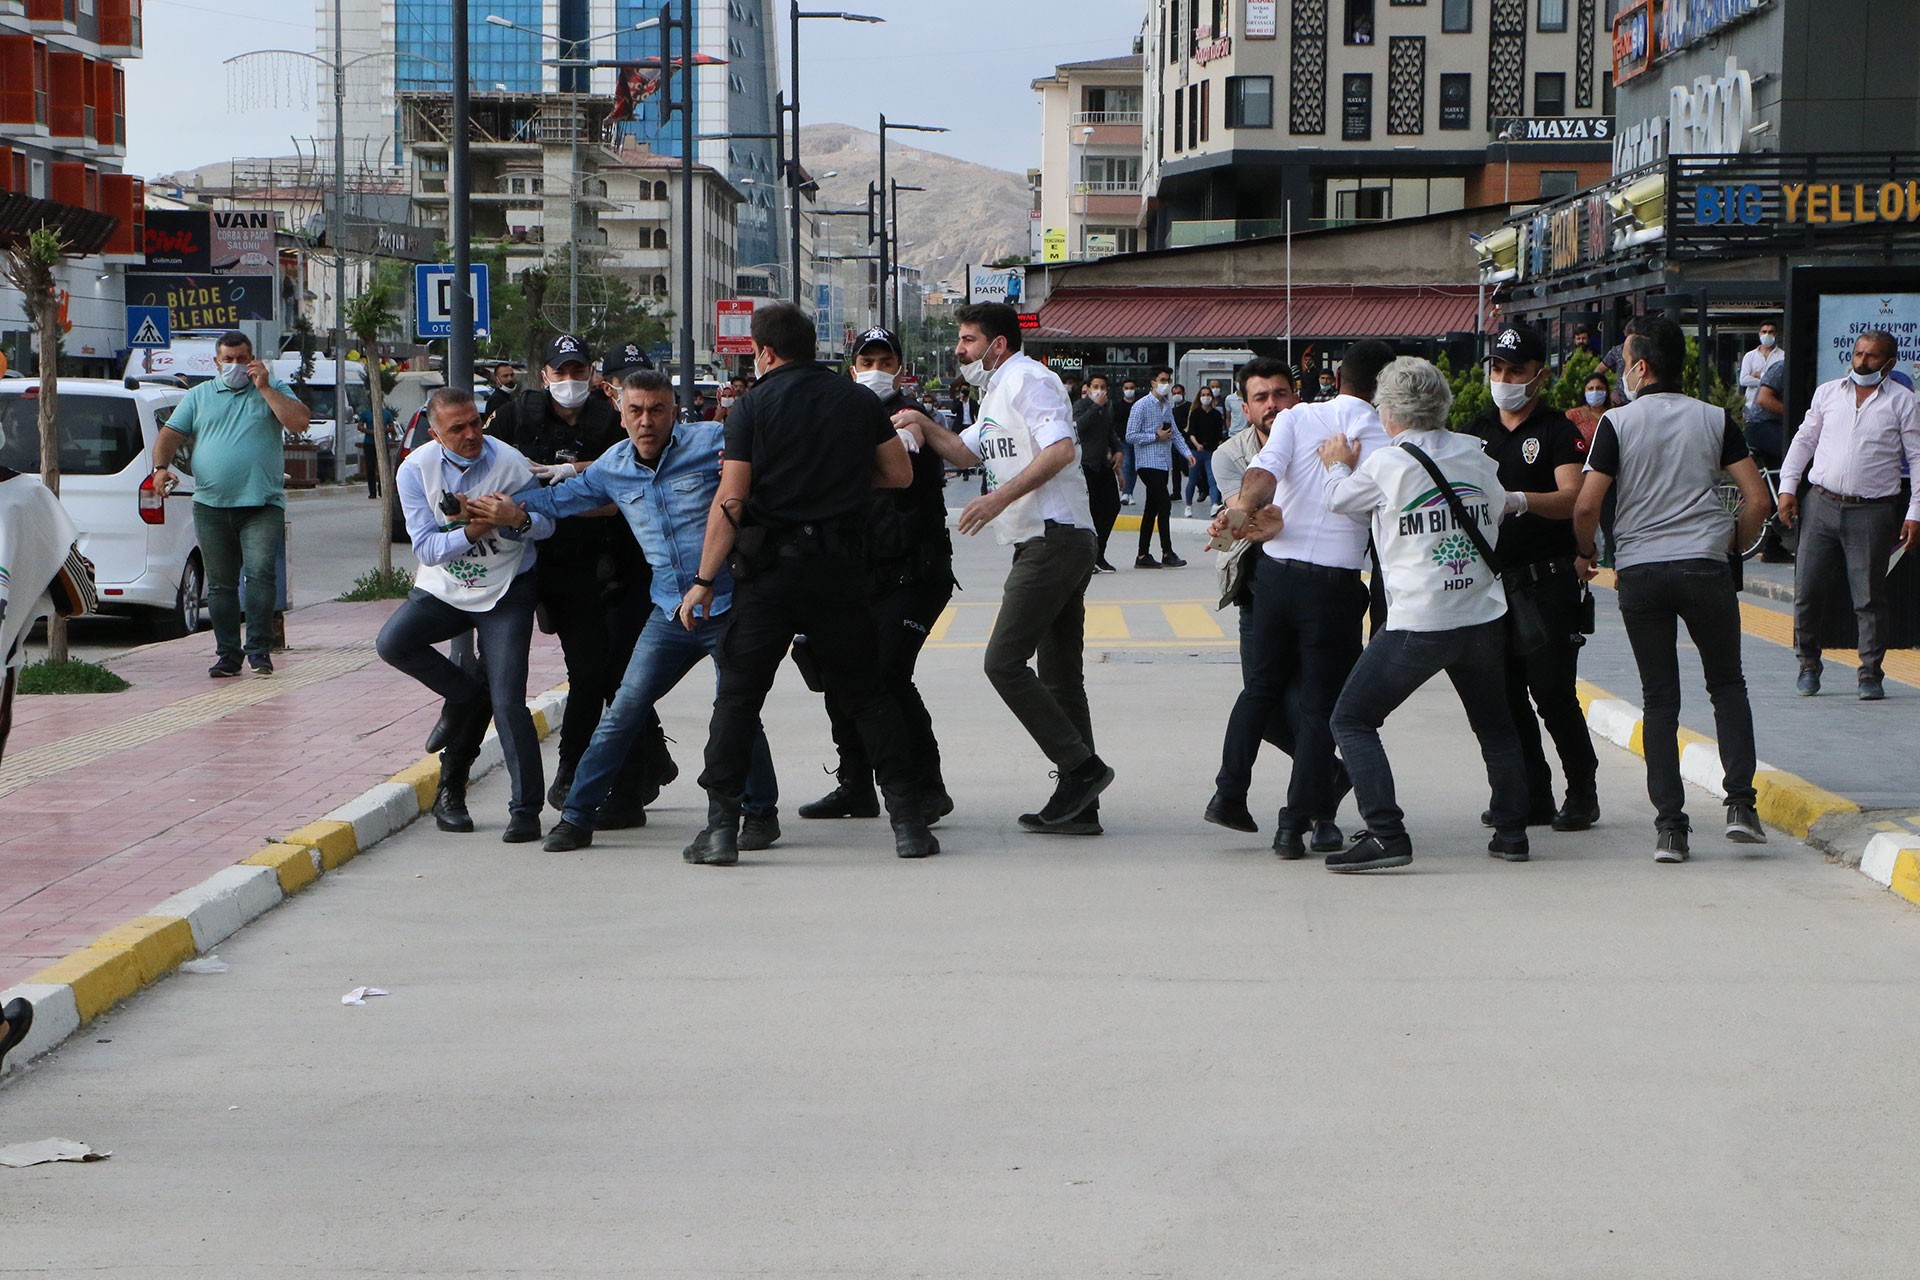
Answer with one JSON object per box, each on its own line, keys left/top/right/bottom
{"left": 546, "top": 758, "right": 576, "bottom": 812}
{"left": 684, "top": 796, "right": 741, "bottom": 866}
{"left": 425, "top": 693, "right": 490, "bottom": 755}
{"left": 637, "top": 725, "right": 678, "bottom": 807}
{"left": 798, "top": 768, "right": 881, "bottom": 819}
{"left": 883, "top": 785, "right": 940, "bottom": 858}
{"left": 433, "top": 752, "right": 476, "bottom": 833}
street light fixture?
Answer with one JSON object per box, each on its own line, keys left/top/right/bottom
{"left": 888, "top": 181, "right": 925, "bottom": 333}
{"left": 877, "top": 115, "right": 947, "bottom": 328}
{"left": 786, "top": 6, "right": 886, "bottom": 307}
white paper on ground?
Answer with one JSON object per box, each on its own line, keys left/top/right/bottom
{"left": 179, "top": 956, "right": 230, "bottom": 974}
{"left": 340, "top": 986, "right": 391, "bottom": 1006}
{"left": 0, "top": 1139, "right": 111, "bottom": 1168}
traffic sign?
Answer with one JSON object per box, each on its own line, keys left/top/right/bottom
{"left": 415, "top": 263, "right": 491, "bottom": 340}
{"left": 716, "top": 298, "right": 757, "bottom": 355}
{"left": 126, "top": 305, "right": 170, "bottom": 349}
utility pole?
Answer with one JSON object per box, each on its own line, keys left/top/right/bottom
{"left": 332, "top": 0, "right": 347, "bottom": 443}
{"left": 787, "top": 6, "right": 885, "bottom": 309}
{"left": 450, "top": 0, "right": 474, "bottom": 388}
{"left": 663, "top": 1, "right": 696, "bottom": 420}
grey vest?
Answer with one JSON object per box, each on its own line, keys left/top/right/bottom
{"left": 1603, "top": 392, "right": 1734, "bottom": 570}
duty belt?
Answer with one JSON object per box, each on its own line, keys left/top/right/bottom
{"left": 1513, "top": 556, "right": 1576, "bottom": 584}
{"left": 1811, "top": 484, "right": 1899, "bottom": 506}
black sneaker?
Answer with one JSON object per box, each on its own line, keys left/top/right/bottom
{"left": 1552, "top": 796, "right": 1600, "bottom": 832}
{"left": 1134, "top": 554, "right": 1161, "bottom": 569}
{"left": 683, "top": 825, "right": 739, "bottom": 866}
{"left": 797, "top": 775, "right": 880, "bottom": 819}
{"left": 209, "top": 657, "right": 243, "bottom": 679}
{"left": 1203, "top": 792, "right": 1258, "bottom": 833}
{"left": 1272, "top": 828, "right": 1306, "bottom": 859}
{"left": 247, "top": 655, "right": 273, "bottom": 676}
{"left": 1724, "top": 803, "right": 1767, "bottom": 844}
{"left": 1160, "top": 552, "right": 1187, "bottom": 568}
{"left": 543, "top": 820, "right": 593, "bottom": 852}
{"left": 1325, "top": 831, "right": 1413, "bottom": 873}
{"left": 1095, "top": 559, "right": 1118, "bottom": 573}
{"left": 1654, "top": 827, "right": 1690, "bottom": 863}
{"left": 1309, "top": 819, "right": 1344, "bottom": 853}
{"left": 739, "top": 811, "right": 782, "bottom": 852}
{"left": 1030, "top": 754, "right": 1114, "bottom": 826}
{"left": 1487, "top": 832, "right": 1531, "bottom": 862}
{"left": 1018, "top": 803, "right": 1103, "bottom": 836}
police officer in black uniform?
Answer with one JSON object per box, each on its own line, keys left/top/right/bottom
{"left": 1467, "top": 324, "right": 1600, "bottom": 831}
{"left": 797, "top": 327, "right": 956, "bottom": 823}
{"left": 486, "top": 334, "right": 665, "bottom": 824}
{"left": 677, "top": 303, "right": 938, "bottom": 865}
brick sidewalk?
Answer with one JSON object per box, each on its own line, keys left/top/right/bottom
{"left": 0, "top": 602, "right": 568, "bottom": 987}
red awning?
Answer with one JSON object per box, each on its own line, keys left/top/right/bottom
{"left": 1033, "top": 285, "right": 1488, "bottom": 343}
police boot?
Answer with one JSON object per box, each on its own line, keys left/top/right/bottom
{"left": 684, "top": 796, "right": 741, "bottom": 866}
{"left": 637, "top": 725, "right": 678, "bottom": 807}
{"left": 433, "top": 751, "right": 477, "bottom": 833}
{"left": 798, "top": 767, "right": 881, "bottom": 820}
{"left": 883, "top": 786, "right": 939, "bottom": 860}
{"left": 427, "top": 692, "right": 491, "bottom": 755}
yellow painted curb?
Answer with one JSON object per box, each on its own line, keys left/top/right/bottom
{"left": 531, "top": 707, "right": 550, "bottom": 736}
{"left": 89, "top": 916, "right": 198, "bottom": 987}
{"left": 1754, "top": 771, "right": 1859, "bottom": 840}
{"left": 1114, "top": 514, "right": 1142, "bottom": 532}
{"left": 1891, "top": 850, "right": 1920, "bottom": 908}
{"left": 390, "top": 756, "right": 441, "bottom": 813}
{"left": 26, "top": 917, "right": 194, "bottom": 1023}
{"left": 283, "top": 819, "right": 359, "bottom": 871}
{"left": 243, "top": 842, "right": 322, "bottom": 895}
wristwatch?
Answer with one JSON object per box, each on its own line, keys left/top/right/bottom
{"left": 512, "top": 515, "right": 533, "bottom": 535}
{"left": 691, "top": 575, "right": 715, "bottom": 588}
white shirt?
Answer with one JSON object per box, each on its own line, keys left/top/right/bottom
{"left": 960, "top": 350, "right": 1091, "bottom": 541}
{"left": 1323, "top": 428, "right": 1510, "bottom": 633}
{"left": 1739, "top": 345, "right": 1784, "bottom": 409}
{"left": 1247, "top": 394, "right": 1388, "bottom": 569}
{"left": 1779, "top": 374, "right": 1920, "bottom": 521}
{"left": 1224, "top": 392, "right": 1249, "bottom": 436}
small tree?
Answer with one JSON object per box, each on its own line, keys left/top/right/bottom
{"left": 344, "top": 269, "right": 402, "bottom": 576}
{"left": 3, "top": 227, "right": 71, "bottom": 662}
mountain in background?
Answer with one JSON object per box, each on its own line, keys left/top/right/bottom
{"left": 800, "top": 122, "right": 1029, "bottom": 293}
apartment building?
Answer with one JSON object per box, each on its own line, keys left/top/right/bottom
{"left": 1032, "top": 54, "right": 1145, "bottom": 262}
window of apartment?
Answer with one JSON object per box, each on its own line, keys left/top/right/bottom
{"left": 1538, "top": 0, "right": 1568, "bottom": 32}
{"left": 1083, "top": 85, "right": 1142, "bottom": 120}
{"left": 29, "top": 158, "right": 44, "bottom": 199}
{"left": 1166, "top": 0, "right": 1179, "bottom": 64}
{"left": 1188, "top": 83, "right": 1201, "bottom": 149}
{"left": 1226, "top": 75, "right": 1274, "bottom": 129}
{"left": 1602, "top": 70, "right": 1616, "bottom": 117}
{"left": 1082, "top": 155, "right": 1141, "bottom": 190}
{"left": 1443, "top": 0, "right": 1472, "bottom": 33}
{"left": 1539, "top": 170, "right": 1579, "bottom": 199}
{"left": 1534, "top": 72, "right": 1566, "bottom": 117}
{"left": 1172, "top": 86, "right": 1183, "bottom": 153}
{"left": 1345, "top": 0, "right": 1376, "bottom": 44}
{"left": 1200, "top": 80, "right": 1210, "bottom": 143}
{"left": 1338, "top": 188, "right": 1389, "bottom": 221}
{"left": 1342, "top": 74, "right": 1372, "bottom": 141}
{"left": 1439, "top": 73, "right": 1471, "bottom": 129}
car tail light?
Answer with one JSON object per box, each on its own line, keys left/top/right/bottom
{"left": 138, "top": 472, "right": 165, "bottom": 525}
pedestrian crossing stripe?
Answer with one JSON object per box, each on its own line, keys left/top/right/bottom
{"left": 129, "top": 315, "right": 166, "bottom": 346}
{"left": 926, "top": 599, "right": 1233, "bottom": 649}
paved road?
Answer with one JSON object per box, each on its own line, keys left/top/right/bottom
{"left": 6, "top": 512, "right": 1919, "bottom": 1276}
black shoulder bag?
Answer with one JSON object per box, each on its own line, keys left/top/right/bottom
{"left": 1398, "top": 442, "right": 1548, "bottom": 656}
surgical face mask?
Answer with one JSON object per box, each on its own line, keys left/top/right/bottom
{"left": 1584, "top": 388, "right": 1608, "bottom": 407}
{"left": 1170, "top": 392, "right": 1185, "bottom": 405}
{"left": 1122, "top": 387, "right": 1138, "bottom": 401}
{"left": 1758, "top": 332, "right": 1777, "bottom": 349}
{"left": 549, "top": 377, "right": 591, "bottom": 409}
{"left": 1152, "top": 381, "right": 1171, "bottom": 399}
{"left": 1089, "top": 387, "right": 1107, "bottom": 405}
{"left": 959, "top": 357, "right": 990, "bottom": 388}
{"left": 1850, "top": 361, "right": 1887, "bottom": 388}
{"left": 1197, "top": 395, "right": 1213, "bottom": 407}
{"left": 719, "top": 394, "right": 736, "bottom": 407}
{"left": 854, "top": 368, "right": 896, "bottom": 397}
{"left": 1622, "top": 366, "right": 1643, "bottom": 401}
{"left": 218, "top": 361, "right": 252, "bottom": 391}
{"left": 1489, "top": 377, "right": 1537, "bottom": 413}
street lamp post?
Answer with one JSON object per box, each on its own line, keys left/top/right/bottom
{"left": 786, "top": 6, "right": 883, "bottom": 308}
{"left": 876, "top": 114, "right": 947, "bottom": 328}
{"left": 888, "top": 181, "right": 924, "bottom": 334}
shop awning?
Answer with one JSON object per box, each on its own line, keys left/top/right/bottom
{"left": 1033, "top": 285, "right": 1488, "bottom": 343}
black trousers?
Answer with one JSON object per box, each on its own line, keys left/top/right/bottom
{"left": 1136, "top": 466, "right": 1173, "bottom": 558}
{"left": 1215, "top": 556, "right": 1367, "bottom": 829}
{"left": 540, "top": 561, "right": 651, "bottom": 774}
{"left": 824, "top": 569, "right": 954, "bottom": 790}
{"left": 1503, "top": 571, "right": 1599, "bottom": 807}
{"left": 1084, "top": 463, "right": 1121, "bottom": 563}
{"left": 703, "top": 550, "right": 918, "bottom": 819}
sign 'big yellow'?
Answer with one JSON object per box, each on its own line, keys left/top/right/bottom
{"left": 1781, "top": 182, "right": 1920, "bottom": 225}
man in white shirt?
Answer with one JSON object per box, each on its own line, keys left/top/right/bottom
{"left": 1776, "top": 328, "right": 1920, "bottom": 700}
{"left": 1738, "top": 319, "right": 1785, "bottom": 419}
{"left": 904, "top": 302, "right": 1113, "bottom": 835}
{"left": 1201, "top": 340, "right": 1397, "bottom": 859}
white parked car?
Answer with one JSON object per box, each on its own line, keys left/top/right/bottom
{"left": 0, "top": 377, "right": 205, "bottom": 638}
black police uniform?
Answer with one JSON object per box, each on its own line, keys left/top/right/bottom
{"left": 697, "top": 359, "right": 935, "bottom": 855}
{"left": 486, "top": 384, "right": 667, "bottom": 814}
{"left": 1467, "top": 400, "right": 1600, "bottom": 820}
{"left": 798, "top": 385, "right": 955, "bottom": 818}
{"left": 1074, "top": 392, "right": 1123, "bottom": 566}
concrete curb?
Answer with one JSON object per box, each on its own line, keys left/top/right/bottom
{"left": 1571, "top": 680, "right": 1898, "bottom": 900}
{"left": 0, "top": 685, "right": 571, "bottom": 1079}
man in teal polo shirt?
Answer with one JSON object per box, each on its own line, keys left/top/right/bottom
{"left": 153, "top": 331, "right": 310, "bottom": 677}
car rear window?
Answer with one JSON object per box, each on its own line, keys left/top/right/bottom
{"left": 0, "top": 392, "right": 144, "bottom": 476}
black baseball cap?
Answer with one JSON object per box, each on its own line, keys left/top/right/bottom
{"left": 1488, "top": 325, "right": 1548, "bottom": 367}
{"left": 544, "top": 333, "right": 590, "bottom": 370}
{"left": 852, "top": 326, "right": 901, "bottom": 358}
{"left": 603, "top": 339, "right": 655, "bottom": 378}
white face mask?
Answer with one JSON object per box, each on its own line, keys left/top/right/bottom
{"left": 1584, "top": 389, "right": 1608, "bottom": 407}
{"left": 1850, "top": 362, "right": 1887, "bottom": 389}
{"left": 219, "top": 362, "right": 252, "bottom": 391}
{"left": 1122, "top": 388, "right": 1138, "bottom": 401}
{"left": 1758, "top": 333, "right": 1777, "bottom": 349}
{"left": 1622, "top": 366, "right": 1643, "bottom": 401}
{"left": 1152, "top": 381, "right": 1171, "bottom": 399}
{"left": 1489, "top": 378, "right": 1536, "bottom": 413}
{"left": 1089, "top": 388, "right": 1108, "bottom": 405}
{"left": 549, "top": 377, "right": 591, "bottom": 409}
{"left": 854, "top": 368, "right": 896, "bottom": 397}
{"left": 959, "top": 358, "right": 990, "bottom": 388}
{"left": 1197, "top": 395, "right": 1213, "bottom": 407}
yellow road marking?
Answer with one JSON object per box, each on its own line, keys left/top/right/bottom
{"left": 1084, "top": 604, "right": 1129, "bottom": 639}
{"left": 927, "top": 604, "right": 958, "bottom": 643}
{"left": 1161, "top": 603, "right": 1224, "bottom": 639}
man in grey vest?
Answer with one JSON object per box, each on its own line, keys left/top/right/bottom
{"left": 1572, "top": 317, "right": 1773, "bottom": 864}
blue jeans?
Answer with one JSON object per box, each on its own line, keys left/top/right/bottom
{"left": 376, "top": 572, "right": 544, "bottom": 817}
{"left": 193, "top": 502, "right": 282, "bottom": 662}
{"left": 1121, "top": 440, "right": 1137, "bottom": 499}
{"left": 1184, "top": 449, "right": 1218, "bottom": 506}
{"left": 1330, "top": 619, "right": 1528, "bottom": 840}
{"left": 564, "top": 607, "right": 777, "bottom": 830}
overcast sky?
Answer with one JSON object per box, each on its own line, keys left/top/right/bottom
{"left": 129, "top": 0, "right": 1141, "bottom": 179}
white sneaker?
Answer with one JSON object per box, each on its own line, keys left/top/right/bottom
{"left": 1120, "top": 493, "right": 1132, "bottom": 506}
{"left": 1184, "top": 504, "right": 1194, "bottom": 518}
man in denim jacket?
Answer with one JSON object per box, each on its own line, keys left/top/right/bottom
{"left": 499, "top": 368, "right": 779, "bottom": 852}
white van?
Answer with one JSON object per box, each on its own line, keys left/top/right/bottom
{"left": 270, "top": 357, "right": 371, "bottom": 482}
{"left": 0, "top": 378, "right": 205, "bottom": 637}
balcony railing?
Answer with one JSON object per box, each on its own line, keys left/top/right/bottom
{"left": 1074, "top": 181, "right": 1140, "bottom": 196}
{"left": 1071, "top": 111, "right": 1142, "bottom": 127}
